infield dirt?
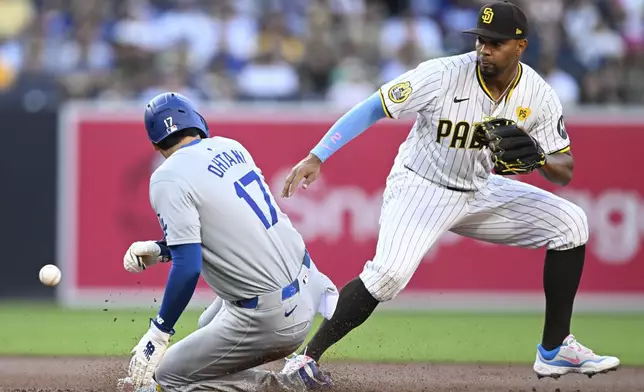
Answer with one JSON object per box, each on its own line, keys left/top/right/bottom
{"left": 0, "top": 357, "right": 642, "bottom": 392}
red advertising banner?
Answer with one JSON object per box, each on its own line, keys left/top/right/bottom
{"left": 56, "top": 106, "right": 644, "bottom": 310}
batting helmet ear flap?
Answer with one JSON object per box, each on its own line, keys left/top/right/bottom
{"left": 195, "top": 112, "right": 209, "bottom": 138}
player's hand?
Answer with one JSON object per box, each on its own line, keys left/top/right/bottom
{"left": 123, "top": 241, "right": 164, "bottom": 273}
{"left": 127, "top": 321, "right": 171, "bottom": 388}
{"left": 281, "top": 153, "right": 322, "bottom": 198}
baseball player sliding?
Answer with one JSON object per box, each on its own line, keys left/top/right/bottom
{"left": 118, "top": 92, "right": 336, "bottom": 391}
{"left": 282, "top": 1, "right": 620, "bottom": 380}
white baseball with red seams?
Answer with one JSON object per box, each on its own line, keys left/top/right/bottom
{"left": 39, "top": 264, "right": 62, "bottom": 287}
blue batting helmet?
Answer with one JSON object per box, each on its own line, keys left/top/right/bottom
{"left": 144, "top": 92, "right": 209, "bottom": 144}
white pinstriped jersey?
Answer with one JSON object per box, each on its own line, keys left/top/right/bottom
{"left": 379, "top": 51, "right": 570, "bottom": 191}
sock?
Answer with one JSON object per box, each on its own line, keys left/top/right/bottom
{"left": 541, "top": 244, "right": 585, "bottom": 351}
{"left": 302, "top": 277, "right": 380, "bottom": 362}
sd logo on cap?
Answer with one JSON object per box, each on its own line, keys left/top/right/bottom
{"left": 462, "top": 1, "right": 529, "bottom": 40}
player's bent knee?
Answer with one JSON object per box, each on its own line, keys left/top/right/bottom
{"left": 153, "top": 363, "right": 174, "bottom": 390}
{"left": 551, "top": 202, "right": 589, "bottom": 250}
{"left": 154, "top": 355, "right": 189, "bottom": 390}
{"left": 360, "top": 267, "right": 410, "bottom": 302}
{"left": 197, "top": 310, "right": 212, "bottom": 329}
{"left": 197, "top": 309, "right": 213, "bottom": 329}
{"left": 197, "top": 297, "right": 223, "bottom": 329}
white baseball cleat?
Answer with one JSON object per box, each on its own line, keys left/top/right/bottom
{"left": 116, "top": 377, "right": 160, "bottom": 392}
{"left": 280, "top": 354, "right": 333, "bottom": 389}
{"left": 534, "top": 334, "right": 620, "bottom": 379}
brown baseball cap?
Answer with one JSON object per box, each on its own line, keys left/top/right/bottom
{"left": 462, "top": 1, "right": 529, "bottom": 40}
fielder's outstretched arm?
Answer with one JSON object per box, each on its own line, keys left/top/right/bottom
{"left": 310, "top": 92, "right": 387, "bottom": 162}
{"left": 309, "top": 57, "right": 443, "bottom": 164}
{"left": 281, "top": 93, "right": 386, "bottom": 197}
{"left": 282, "top": 60, "right": 443, "bottom": 198}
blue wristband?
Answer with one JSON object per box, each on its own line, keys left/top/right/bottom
{"left": 155, "top": 240, "right": 172, "bottom": 263}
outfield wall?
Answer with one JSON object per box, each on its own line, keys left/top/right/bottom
{"left": 0, "top": 108, "right": 58, "bottom": 300}
{"left": 55, "top": 102, "right": 644, "bottom": 312}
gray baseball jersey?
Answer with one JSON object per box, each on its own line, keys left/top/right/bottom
{"left": 359, "top": 51, "right": 588, "bottom": 302}
{"left": 148, "top": 137, "right": 337, "bottom": 391}
{"left": 150, "top": 136, "right": 305, "bottom": 301}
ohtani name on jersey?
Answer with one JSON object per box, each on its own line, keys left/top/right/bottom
{"left": 207, "top": 149, "right": 247, "bottom": 178}
{"left": 436, "top": 119, "right": 484, "bottom": 149}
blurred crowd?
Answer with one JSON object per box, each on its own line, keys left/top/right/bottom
{"left": 0, "top": 0, "right": 642, "bottom": 111}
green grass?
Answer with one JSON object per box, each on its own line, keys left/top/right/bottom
{"left": 2, "top": 302, "right": 643, "bottom": 365}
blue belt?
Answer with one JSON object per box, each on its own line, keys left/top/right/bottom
{"left": 234, "top": 250, "right": 311, "bottom": 309}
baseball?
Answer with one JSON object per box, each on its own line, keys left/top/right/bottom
{"left": 39, "top": 264, "right": 61, "bottom": 287}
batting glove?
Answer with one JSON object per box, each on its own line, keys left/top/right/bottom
{"left": 128, "top": 321, "right": 171, "bottom": 388}
{"left": 123, "top": 241, "right": 169, "bottom": 273}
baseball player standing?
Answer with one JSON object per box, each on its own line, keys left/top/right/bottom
{"left": 119, "top": 92, "right": 336, "bottom": 391}
{"left": 281, "top": 1, "right": 620, "bottom": 380}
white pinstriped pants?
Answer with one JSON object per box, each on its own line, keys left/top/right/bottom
{"left": 359, "top": 167, "right": 589, "bottom": 302}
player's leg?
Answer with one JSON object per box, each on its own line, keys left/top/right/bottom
{"left": 118, "top": 299, "right": 224, "bottom": 392}
{"left": 451, "top": 175, "right": 619, "bottom": 378}
{"left": 301, "top": 171, "right": 471, "bottom": 362}
{"left": 154, "top": 263, "right": 330, "bottom": 391}
{"left": 197, "top": 296, "right": 223, "bottom": 329}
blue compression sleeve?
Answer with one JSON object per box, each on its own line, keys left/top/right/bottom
{"left": 311, "top": 92, "right": 387, "bottom": 162}
{"left": 152, "top": 243, "right": 202, "bottom": 333}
